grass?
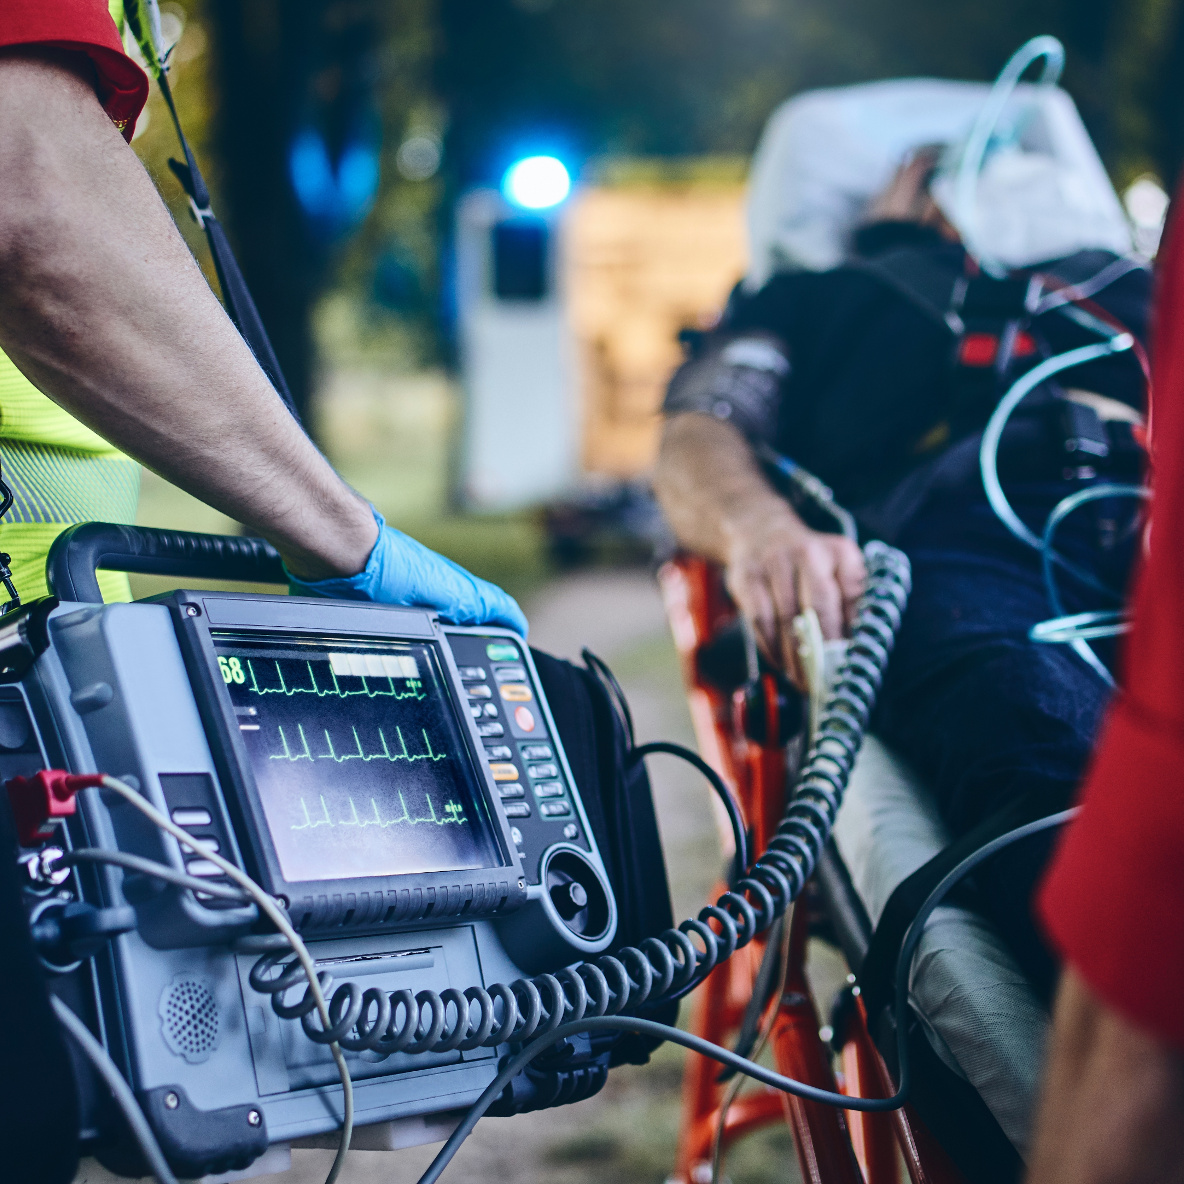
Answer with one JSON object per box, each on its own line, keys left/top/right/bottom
{"left": 129, "top": 367, "right": 553, "bottom": 606}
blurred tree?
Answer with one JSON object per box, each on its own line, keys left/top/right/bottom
{"left": 204, "top": 0, "right": 430, "bottom": 428}
{"left": 185, "top": 0, "right": 1181, "bottom": 399}
{"left": 436, "top": 0, "right": 1184, "bottom": 190}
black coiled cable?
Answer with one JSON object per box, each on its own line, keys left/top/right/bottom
{"left": 246, "top": 541, "right": 911, "bottom": 1058}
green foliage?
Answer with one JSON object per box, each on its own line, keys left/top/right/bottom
{"left": 439, "top": 0, "right": 1184, "bottom": 185}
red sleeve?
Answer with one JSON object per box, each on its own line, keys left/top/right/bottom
{"left": 1, "top": 0, "right": 149, "bottom": 140}
{"left": 1038, "top": 186, "right": 1184, "bottom": 1049}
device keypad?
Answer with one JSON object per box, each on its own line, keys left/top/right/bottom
{"left": 159, "top": 773, "right": 239, "bottom": 909}
{"left": 447, "top": 634, "right": 592, "bottom": 884}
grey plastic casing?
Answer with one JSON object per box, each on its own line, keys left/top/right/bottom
{"left": 24, "top": 596, "right": 617, "bottom": 1165}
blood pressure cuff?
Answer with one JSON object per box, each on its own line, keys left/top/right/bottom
{"left": 0, "top": 796, "right": 80, "bottom": 1184}
{"left": 662, "top": 331, "right": 790, "bottom": 444}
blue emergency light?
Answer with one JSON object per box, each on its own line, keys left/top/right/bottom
{"left": 502, "top": 155, "right": 571, "bottom": 209}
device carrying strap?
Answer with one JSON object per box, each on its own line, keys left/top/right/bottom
{"left": 124, "top": 1, "right": 301, "bottom": 423}
{"left": 857, "top": 787, "right": 1057, "bottom": 1030}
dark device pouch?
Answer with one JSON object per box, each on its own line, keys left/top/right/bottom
{"left": 532, "top": 648, "right": 678, "bottom": 1062}
{"left": 457, "top": 646, "right": 680, "bottom": 1118}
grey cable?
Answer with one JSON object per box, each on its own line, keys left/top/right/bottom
{"left": 57, "top": 849, "right": 249, "bottom": 903}
{"left": 97, "top": 776, "right": 354, "bottom": 1184}
{"left": 414, "top": 808, "right": 1078, "bottom": 1184}
{"left": 246, "top": 544, "right": 912, "bottom": 1059}
{"left": 51, "top": 995, "right": 179, "bottom": 1184}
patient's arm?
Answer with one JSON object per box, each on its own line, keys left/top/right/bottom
{"left": 654, "top": 412, "right": 865, "bottom": 673}
{"left": 1027, "top": 968, "right": 1184, "bottom": 1184}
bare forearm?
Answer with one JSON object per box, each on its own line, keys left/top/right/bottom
{"left": 654, "top": 411, "right": 865, "bottom": 655}
{"left": 654, "top": 412, "right": 805, "bottom": 561}
{"left": 0, "top": 51, "right": 375, "bottom": 580}
{"left": 1027, "top": 969, "right": 1184, "bottom": 1184}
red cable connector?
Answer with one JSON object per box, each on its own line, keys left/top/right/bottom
{"left": 6, "top": 770, "right": 105, "bottom": 847}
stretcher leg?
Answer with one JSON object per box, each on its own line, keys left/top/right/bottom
{"left": 659, "top": 555, "right": 968, "bottom": 1184}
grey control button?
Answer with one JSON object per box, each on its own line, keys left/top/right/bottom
{"left": 563, "top": 823, "right": 579, "bottom": 840}
{"left": 528, "top": 762, "right": 559, "bottom": 780}
{"left": 458, "top": 666, "right": 486, "bottom": 680}
{"left": 510, "top": 826, "right": 524, "bottom": 846}
{"left": 539, "top": 801, "right": 572, "bottom": 818}
{"left": 185, "top": 859, "right": 223, "bottom": 878}
{"left": 467, "top": 684, "right": 493, "bottom": 699}
{"left": 497, "top": 782, "right": 525, "bottom": 799}
{"left": 483, "top": 702, "right": 499, "bottom": 718}
{"left": 172, "top": 807, "right": 212, "bottom": 828}
{"left": 485, "top": 745, "right": 513, "bottom": 760}
{"left": 493, "top": 664, "right": 528, "bottom": 683}
{"left": 534, "top": 781, "right": 564, "bottom": 798}
{"left": 503, "top": 802, "right": 531, "bottom": 818}
{"left": 520, "top": 744, "right": 554, "bottom": 761}
{"left": 470, "top": 704, "right": 483, "bottom": 719}
{"left": 477, "top": 722, "right": 505, "bottom": 738}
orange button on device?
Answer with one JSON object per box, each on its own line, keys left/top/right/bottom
{"left": 489, "top": 763, "right": 519, "bottom": 781}
{"left": 500, "top": 683, "right": 533, "bottom": 702}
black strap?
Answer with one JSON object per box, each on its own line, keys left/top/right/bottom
{"left": 154, "top": 72, "right": 300, "bottom": 423}
{"left": 857, "top": 789, "right": 1054, "bottom": 1028}
{"left": 845, "top": 247, "right": 967, "bottom": 332}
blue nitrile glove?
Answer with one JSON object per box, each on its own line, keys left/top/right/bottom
{"left": 285, "top": 509, "right": 528, "bottom": 636}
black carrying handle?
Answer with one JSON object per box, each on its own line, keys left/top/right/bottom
{"left": 47, "top": 523, "right": 287, "bottom": 605}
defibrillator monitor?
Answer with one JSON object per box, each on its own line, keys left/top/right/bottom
{"left": 153, "top": 589, "right": 606, "bottom": 937}
{"left": 210, "top": 632, "right": 502, "bottom": 885}
{"left": 8, "top": 527, "right": 626, "bottom": 1178}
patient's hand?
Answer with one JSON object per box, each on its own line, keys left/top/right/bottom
{"left": 655, "top": 414, "right": 868, "bottom": 681}
{"left": 723, "top": 498, "right": 866, "bottom": 677}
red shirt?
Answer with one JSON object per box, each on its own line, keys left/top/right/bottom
{"left": 1, "top": 0, "right": 148, "bottom": 139}
{"left": 1039, "top": 186, "right": 1184, "bottom": 1048}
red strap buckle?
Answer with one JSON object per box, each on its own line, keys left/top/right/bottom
{"left": 958, "top": 332, "right": 999, "bottom": 368}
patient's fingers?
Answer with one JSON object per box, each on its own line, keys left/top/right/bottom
{"left": 728, "top": 565, "right": 778, "bottom": 664}
{"left": 835, "top": 540, "right": 868, "bottom": 629}
{"left": 766, "top": 547, "right": 803, "bottom": 666}
{"left": 797, "top": 540, "right": 845, "bottom": 640}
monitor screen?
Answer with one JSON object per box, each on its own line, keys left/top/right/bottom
{"left": 211, "top": 633, "right": 501, "bottom": 884}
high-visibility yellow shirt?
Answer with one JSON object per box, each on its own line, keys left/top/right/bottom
{"left": 0, "top": 354, "right": 140, "bottom": 603}
{"left": 0, "top": 0, "right": 141, "bottom": 604}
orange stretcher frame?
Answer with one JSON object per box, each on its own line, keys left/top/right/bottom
{"left": 658, "top": 554, "right": 967, "bottom": 1184}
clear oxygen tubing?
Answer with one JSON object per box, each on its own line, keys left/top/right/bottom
{"left": 979, "top": 337, "right": 1135, "bottom": 552}
{"left": 412, "top": 808, "right": 1079, "bottom": 1184}
{"left": 246, "top": 543, "right": 911, "bottom": 1065}
{"left": 1031, "top": 482, "right": 1151, "bottom": 685}
{"left": 954, "top": 35, "right": 1066, "bottom": 278}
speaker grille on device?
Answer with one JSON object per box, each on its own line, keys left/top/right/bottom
{"left": 159, "top": 974, "right": 221, "bottom": 1064}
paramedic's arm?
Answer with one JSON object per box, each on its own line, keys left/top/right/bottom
{"left": 1026, "top": 968, "right": 1184, "bottom": 1184}
{"left": 654, "top": 412, "right": 865, "bottom": 669}
{"left": 0, "top": 49, "right": 372, "bottom": 582}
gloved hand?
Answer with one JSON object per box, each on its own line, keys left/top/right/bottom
{"left": 286, "top": 508, "right": 528, "bottom": 636}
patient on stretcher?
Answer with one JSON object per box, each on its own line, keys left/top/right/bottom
{"left": 653, "top": 139, "right": 1150, "bottom": 1004}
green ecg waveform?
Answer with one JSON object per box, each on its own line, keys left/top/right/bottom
{"left": 269, "top": 723, "right": 447, "bottom": 765}
{"left": 244, "top": 658, "right": 426, "bottom": 701}
{"left": 292, "top": 791, "right": 467, "bottom": 831}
